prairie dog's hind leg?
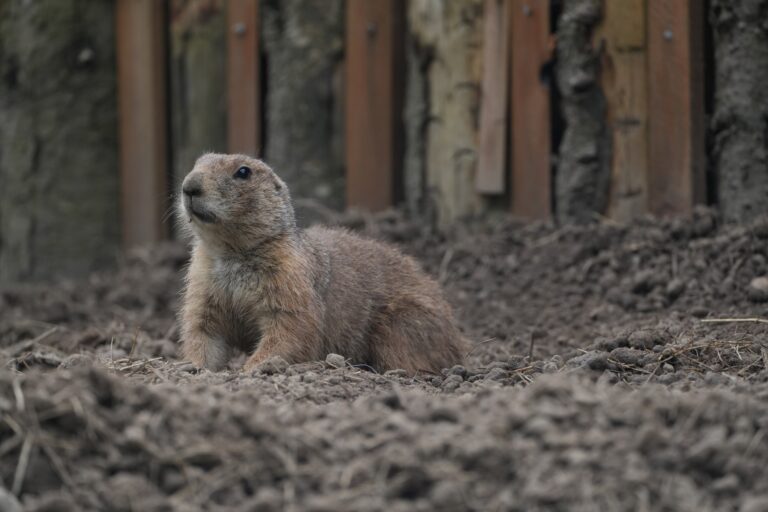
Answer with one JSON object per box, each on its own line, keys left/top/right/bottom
{"left": 370, "top": 301, "right": 466, "bottom": 375}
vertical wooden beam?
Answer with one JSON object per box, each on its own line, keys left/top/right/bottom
{"left": 345, "top": 0, "right": 403, "bottom": 211}
{"left": 116, "top": 0, "right": 169, "bottom": 247}
{"left": 477, "top": 0, "right": 510, "bottom": 194}
{"left": 227, "top": 0, "right": 260, "bottom": 156}
{"left": 510, "top": 0, "right": 552, "bottom": 219}
{"left": 596, "top": 0, "right": 649, "bottom": 221}
{"left": 647, "top": 0, "right": 705, "bottom": 215}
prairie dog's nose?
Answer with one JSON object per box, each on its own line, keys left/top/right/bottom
{"left": 182, "top": 176, "right": 202, "bottom": 197}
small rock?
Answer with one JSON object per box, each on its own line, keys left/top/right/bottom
{"left": 631, "top": 270, "right": 657, "bottom": 294}
{"left": 325, "top": 353, "right": 346, "bottom": 368}
{"left": 59, "top": 353, "right": 93, "bottom": 369}
{"left": 543, "top": 362, "right": 559, "bottom": 374}
{"left": 385, "top": 466, "right": 433, "bottom": 500}
{"left": 628, "top": 330, "right": 660, "bottom": 349}
{"left": 431, "top": 480, "right": 466, "bottom": 511}
{"left": 705, "top": 372, "right": 731, "bottom": 386}
{"left": 485, "top": 367, "right": 508, "bottom": 381}
{"left": 160, "top": 466, "right": 186, "bottom": 493}
{"left": 441, "top": 374, "right": 463, "bottom": 391}
{"left": 690, "top": 208, "right": 716, "bottom": 237}
{"left": 748, "top": 277, "right": 768, "bottom": 303}
{"left": 568, "top": 351, "right": 609, "bottom": 371}
{"left": 594, "top": 337, "right": 618, "bottom": 352}
{"left": 665, "top": 278, "right": 686, "bottom": 300}
{"left": 385, "top": 369, "right": 408, "bottom": 378}
{"left": 751, "top": 218, "right": 768, "bottom": 239}
{"left": 256, "top": 356, "right": 289, "bottom": 375}
{"left": 662, "top": 363, "right": 675, "bottom": 373}
{"left": 429, "top": 407, "right": 459, "bottom": 423}
{"left": 447, "top": 365, "right": 467, "bottom": 379}
{"left": 379, "top": 391, "right": 402, "bottom": 410}
{"left": 610, "top": 347, "right": 646, "bottom": 366}
{"left": 690, "top": 306, "right": 709, "bottom": 318}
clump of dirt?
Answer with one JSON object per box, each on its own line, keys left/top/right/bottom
{"left": 2, "top": 208, "right": 768, "bottom": 510}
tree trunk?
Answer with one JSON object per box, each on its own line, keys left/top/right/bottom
{"left": 0, "top": 0, "right": 119, "bottom": 282}
{"left": 169, "top": 0, "right": 228, "bottom": 191}
{"left": 710, "top": 0, "right": 768, "bottom": 222}
{"left": 261, "top": 0, "right": 345, "bottom": 217}
{"left": 555, "top": 0, "right": 610, "bottom": 223}
{"left": 406, "top": 0, "right": 485, "bottom": 226}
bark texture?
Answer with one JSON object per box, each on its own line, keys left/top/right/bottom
{"left": 406, "top": 0, "right": 485, "bottom": 226}
{"left": 402, "top": 30, "right": 431, "bottom": 218}
{"left": 261, "top": 0, "right": 345, "bottom": 215}
{"left": 710, "top": 0, "right": 768, "bottom": 222}
{"left": 169, "top": 0, "right": 228, "bottom": 190}
{"left": 0, "top": 0, "right": 119, "bottom": 282}
{"left": 555, "top": 0, "right": 610, "bottom": 223}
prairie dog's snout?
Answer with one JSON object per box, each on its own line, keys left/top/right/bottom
{"left": 182, "top": 175, "right": 203, "bottom": 197}
{"left": 180, "top": 169, "right": 219, "bottom": 224}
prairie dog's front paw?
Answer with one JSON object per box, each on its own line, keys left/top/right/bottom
{"left": 244, "top": 354, "right": 290, "bottom": 374}
{"left": 181, "top": 332, "right": 231, "bottom": 371}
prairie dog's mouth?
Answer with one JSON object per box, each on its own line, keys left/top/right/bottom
{"left": 185, "top": 197, "right": 217, "bottom": 224}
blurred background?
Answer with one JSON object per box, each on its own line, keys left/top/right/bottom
{"left": 0, "top": 0, "right": 764, "bottom": 282}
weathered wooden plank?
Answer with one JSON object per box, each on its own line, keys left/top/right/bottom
{"left": 596, "top": 0, "right": 649, "bottom": 221}
{"left": 647, "top": 0, "right": 705, "bottom": 215}
{"left": 169, "top": 0, "right": 227, "bottom": 188}
{"left": 510, "top": 0, "right": 551, "bottom": 219}
{"left": 227, "top": 0, "right": 260, "bottom": 156}
{"left": 345, "top": 0, "right": 404, "bottom": 211}
{"left": 477, "top": 0, "right": 510, "bottom": 194}
{"left": 116, "top": 0, "right": 169, "bottom": 247}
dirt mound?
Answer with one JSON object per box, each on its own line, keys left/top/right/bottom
{"left": 3, "top": 369, "right": 768, "bottom": 512}
{"left": 2, "top": 208, "right": 768, "bottom": 510}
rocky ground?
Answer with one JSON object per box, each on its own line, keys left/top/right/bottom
{"left": 1, "top": 208, "right": 768, "bottom": 511}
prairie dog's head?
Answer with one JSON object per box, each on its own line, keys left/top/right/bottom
{"left": 178, "top": 153, "right": 295, "bottom": 249}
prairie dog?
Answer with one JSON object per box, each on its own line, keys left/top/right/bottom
{"left": 178, "top": 153, "right": 467, "bottom": 374}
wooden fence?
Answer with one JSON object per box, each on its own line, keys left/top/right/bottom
{"left": 116, "top": 0, "right": 707, "bottom": 247}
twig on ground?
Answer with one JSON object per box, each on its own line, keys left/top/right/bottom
{"left": 527, "top": 332, "right": 536, "bottom": 361}
{"left": 40, "top": 442, "right": 74, "bottom": 488}
{"left": 701, "top": 317, "right": 768, "bottom": 325}
{"left": 12, "top": 435, "right": 33, "bottom": 496}
{"left": 12, "top": 379, "right": 25, "bottom": 413}
{"left": 465, "top": 337, "right": 497, "bottom": 358}
{"left": 5, "top": 327, "right": 60, "bottom": 357}
{"left": 438, "top": 248, "right": 454, "bottom": 284}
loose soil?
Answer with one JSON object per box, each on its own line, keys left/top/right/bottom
{"left": 2, "top": 208, "right": 768, "bottom": 511}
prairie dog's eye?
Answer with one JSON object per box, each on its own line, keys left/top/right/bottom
{"left": 233, "top": 166, "right": 252, "bottom": 180}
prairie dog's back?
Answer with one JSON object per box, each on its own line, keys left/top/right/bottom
{"left": 303, "top": 226, "right": 463, "bottom": 368}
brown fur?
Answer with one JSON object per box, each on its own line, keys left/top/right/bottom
{"left": 178, "top": 153, "right": 468, "bottom": 374}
